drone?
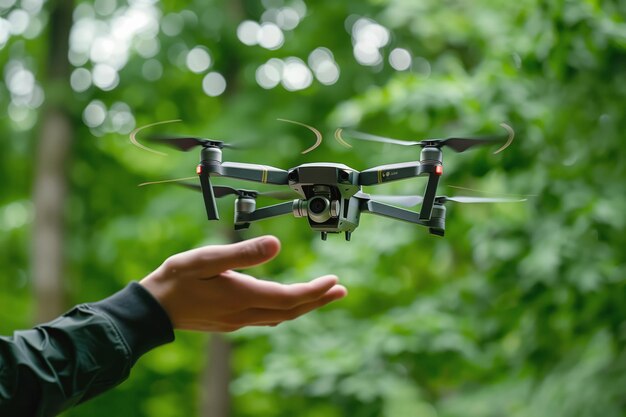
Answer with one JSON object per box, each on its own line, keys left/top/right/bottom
{"left": 134, "top": 122, "right": 523, "bottom": 241}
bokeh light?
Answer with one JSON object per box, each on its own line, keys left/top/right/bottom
{"left": 161, "top": 13, "right": 184, "bottom": 37}
{"left": 4, "top": 60, "right": 44, "bottom": 109}
{"left": 6, "top": 67, "right": 35, "bottom": 97}
{"left": 108, "top": 101, "right": 135, "bottom": 134}
{"left": 237, "top": 20, "right": 260, "bottom": 46}
{"left": 276, "top": 7, "right": 300, "bottom": 30}
{"left": 186, "top": 46, "right": 212, "bottom": 73}
{"left": 257, "top": 22, "right": 284, "bottom": 50}
{"left": 1, "top": 3, "right": 45, "bottom": 47}
{"left": 281, "top": 57, "right": 313, "bottom": 91}
{"left": 389, "top": 48, "right": 412, "bottom": 71}
{"left": 94, "top": 0, "right": 116, "bottom": 16}
{"left": 202, "top": 72, "right": 227, "bottom": 96}
{"left": 70, "top": 68, "right": 92, "bottom": 92}
{"left": 7, "top": 9, "right": 29, "bottom": 35}
{"left": 81, "top": 99, "right": 136, "bottom": 134}
{"left": 0, "top": 200, "right": 34, "bottom": 231}
{"left": 83, "top": 100, "right": 107, "bottom": 128}
{"left": 69, "top": 0, "right": 160, "bottom": 91}
{"left": 21, "top": 0, "right": 44, "bottom": 13}
{"left": 255, "top": 59, "right": 283, "bottom": 89}
{"left": 308, "top": 47, "right": 340, "bottom": 85}
{"left": 0, "top": 18, "right": 10, "bottom": 48}
{"left": 0, "top": 0, "right": 17, "bottom": 9}
{"left": 92, "top": 64, "right": 119, "bottom": 91}
{"left": 413, "top": 56, "right": 431, "bottom": 78}
{"left": 255, "top": 52, "right": 335, "bottom": 91}
{"left": 350, "top": 17, "right": 390, "bottom": 67}
{"left": 135, "top": 37, "right": 160, "bottom": 59}
{"left": 142, "top": 59, "right": 163, "bottom": 81}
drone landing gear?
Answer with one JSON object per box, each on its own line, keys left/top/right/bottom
{"left": 319, "top": 231, "right": 352, "bottom": 241}
{"left": 429, "top": 227, "right": 444, "bottom": 237}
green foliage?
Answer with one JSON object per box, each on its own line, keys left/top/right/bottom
{"left": 1, "top": 0, "right": 625, "bottom": 416}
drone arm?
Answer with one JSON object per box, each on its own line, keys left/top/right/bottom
{"left": 360, "top": 200, "right": 445, "bottom": 235}
{"left": 218, "top": 162, "right": 289, "bottom": 185}
{"left": 360, "top": 200, "right": 427, "bottom": 225}
{"left": 358, "top": 161, "right": 424, "bottom": 186}
{"left": 234, "top": 201, "right": 294, "bottom": 229}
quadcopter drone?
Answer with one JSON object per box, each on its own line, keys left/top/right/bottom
{"left": 134, "top": 122, "right": 523, "bottom": 241}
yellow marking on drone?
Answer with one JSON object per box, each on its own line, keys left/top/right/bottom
{"left": 378, "top": 170, "right": 383, "bottom": 183}
{"left": 138, "top": 176, "right": 197, "bottom": 187}
{"left": 277, "top": 118, "right": 323, "bottom": 154}
{"left": 261, "top": 169, "right": 268, "bottom": 183}
{"left": 130, "top": 119, "right": 182, "bottom": 156}
{"left": 334, "top": 128, "right": 352, "bottom": 148}
{"left": 494, "top": 123, "right": 515, "bottom": 154}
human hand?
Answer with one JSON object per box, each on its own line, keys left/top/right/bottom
{"left": 139, "top": 235, "right": 347, "bottom": 332}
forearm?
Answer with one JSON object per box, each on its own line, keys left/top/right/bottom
{"left": 0, "top": 283, "right": 174, "bottom": 417}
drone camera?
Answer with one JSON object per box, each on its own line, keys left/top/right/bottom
{"left": 307, "top": 196, "right": 333, "bottom": 223}
{"left": 292, "top": 196, "right": 340, "bottom": 223}
{"left": 309, "top": 196, "right": 329, "bottom": 215}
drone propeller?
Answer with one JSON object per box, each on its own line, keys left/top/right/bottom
{"left": 367, "top": 194, "right": 425, "bottom": 207}
{"left": 146, "top": 135, "right": 238, "bottom": 152}
{"left": 138, "top": 176, "right": 198, "bottom": 187}
{"left": 368, "top": 194, "right": 526, "bottom": 207}
{"left": 338, "top": 123, "right": 514, "bottom": 154}
{"left": 438, "top": 196, "right": 527, "bottom": 204}
{"left": 162, "top": 182, "right": 300, "bottom": 200}
{"left": 130, "top": 119, "right": 240, "bottom": 155}
{"left": 277, "top": 118, "right": 323, "bottom": 154}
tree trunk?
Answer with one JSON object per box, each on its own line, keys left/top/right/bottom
{"left": 198, "top": 230, "right": 243, "bottom": 417}
{"left": 32, "top": 0, "right": 74, "bottom": 323}
{"left": 199, "top": 334, "right": 233, "bottom": 417}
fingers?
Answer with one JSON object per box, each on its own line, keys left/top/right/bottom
{"left": 224, "top": 284, "right": 347, "bottom": 327}
{"left": 162, "top": 235, "right": 281, "bottom": 278}
{"left": 223, "top": 271, "right": 345, "bottom": 310}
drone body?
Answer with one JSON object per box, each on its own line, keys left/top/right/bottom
{"left": 136, "top": 123, "right": 520, "bottom": 241}
{"left": 194, "top": 145, "right": 448, "bottom": 240}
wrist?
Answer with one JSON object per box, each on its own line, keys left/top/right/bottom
{"left": 139, "top": 274, "right": 178, "bottom": 328}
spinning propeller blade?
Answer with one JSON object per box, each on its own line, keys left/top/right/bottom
{"left": 368, "top": 195, "right": 424, "bottom": 207}
{"left": 277, "top": 118, "right": 323, "bottom": 154}
{"left": 130, "top": 119, "right": 240, "bottom": 154}
{"left": 259, "top": 190, "right": 302, "bottom": 199}
{"left": 338, "top": 123, "right": 514, "bottom": 153}
{"left": 138, "top": 176, "right": 198, "bottom": 187}
{"left": 149, "top": 181, "right": 299, "bottom": 200}
{"left": 440, "top": 196, "right": 527, "bottom": 203}
{"left": 367, "top": 194, "right": 525, "bottom": 207}
{"left": 339, "top": 130, "right": 421, "bottom": 146}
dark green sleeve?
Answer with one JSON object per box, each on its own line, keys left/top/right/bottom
{"left": 0, "top": 282, "right": 175, "bottom": 417}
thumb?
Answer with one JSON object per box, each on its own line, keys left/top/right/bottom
{"left": 194, "top": 235, "right": 281, "bottom": 276}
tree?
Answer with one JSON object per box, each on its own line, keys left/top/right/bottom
{"left": 1, "top": 0, "right": 625, "bottom": 416}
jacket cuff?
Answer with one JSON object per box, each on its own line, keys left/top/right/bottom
{"left": 89, "top": 282, "right": 175, "bottom": 365}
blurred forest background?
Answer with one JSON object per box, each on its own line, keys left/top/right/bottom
{"left": 1, "top": 0, "right": 626, "bottom": 416}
